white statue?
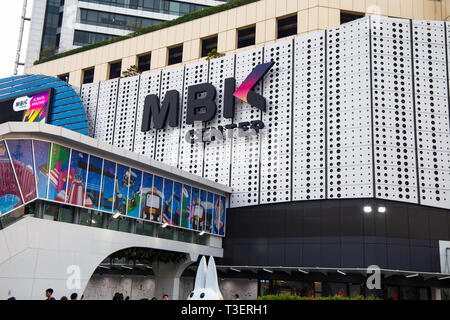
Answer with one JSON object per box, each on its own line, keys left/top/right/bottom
{"left": 188, "top": 256, "right": 223, "bottom": 300}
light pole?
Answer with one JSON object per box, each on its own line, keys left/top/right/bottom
{"left": 14, "top": 0, "right": 31, "bottom": 75}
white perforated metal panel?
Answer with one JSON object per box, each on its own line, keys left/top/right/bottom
{"left": 80, "top": 82, "right": 99, "bottom": 137}
{"left": 260, "top": 39, "right": 293, "bottom": 204}
{"left": 204, "top": 55, "right": 235, "bottom": 185}
{"left": 133, "top": 71, "right": 162, "bottom": 159}
{"left": 94, "top": 79, "right": 119, "bottom": 144}
{"left": 154, "top": 67, "right": 184, "bottom": 167}
{"left": 178, "top": 61, "right": 209, "bottom": 176}
{"left": 113, "top": 75, "right": 140, "bottom": 151}
{"left": 415, "top": 20, "right": 450, "bottom": 208}
{"left": 327, "top": 18, "right": 374, "bottom": 199}
{"left": 372, "top": 17, "right": 418, "bottom": 203}
{"left": 83, "top": 17, "right": 450, "bottom": 211}
{"left": 230, "top": 48, "right": 264, "bottom": 208}
{"left": 293, "top": 31, "right": 326, "bottom": 201}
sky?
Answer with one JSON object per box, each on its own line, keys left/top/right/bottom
{"left": 0, "top": 0, "right": 33, "bottom": 78}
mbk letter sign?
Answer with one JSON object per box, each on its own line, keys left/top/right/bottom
{"left": 141, "top": 62, "right": 274, "bottom": 142}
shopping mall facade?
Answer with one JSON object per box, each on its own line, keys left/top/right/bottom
{"left": 0, "top": 0, "right": 449, "bottom": 300}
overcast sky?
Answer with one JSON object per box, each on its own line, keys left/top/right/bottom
{"left": 0, "top": 1, "right": 33, "bottom": 78}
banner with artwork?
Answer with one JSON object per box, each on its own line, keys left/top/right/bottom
{"left": 86, "top": 155, "right": 103, "bottom": 210}
{"left": 114, "top": 164, "right": 130, "bottom": 215}
{"left": 66, "top": 150, "right": 89, "bottom": 207}
{"left": 33, "top": 140, "right": 50, "bottom": 199}
{"left": 140, "top": 172, "right": 154, "bottom": 221}
{"left": 47, "top": 144, "right": 70, "bottom": 202}
{"left": 181, "top": 185, "right": 191, "bottom": 229}
{"left": 6, "top": 140, "right": 37, "bottom": 203}
{"left": 151, "top": 176, "right": 164, "bottom": 223}
{"left": 0, "top": 90, "right": 52, "bottom": 125}
{"left": 0, "top": 141, "right": 23, "bottom": 214}
{"left": 205, "top": 192, "right": 214, "bottom": 234}
{"left": 127, "top": 168, "right": 142, "bottom": 218}
{"left": 162, "top": 178, "right": 174, "bottom": 224}
{"left": 213, "top": 195, "right": 226, "bottom": 236}
{"left": 171, "top": 182, "right": 182, "bottom": 226}
{"left": 0, "top": 138, "right": 227, "bottom": 236}
{"left": 100, "top": 160, "right": 116, "bottom": 212}
{"left": 190, "top": 188, "right": 200, "bottom": 231}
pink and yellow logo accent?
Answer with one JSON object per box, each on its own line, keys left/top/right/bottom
{"left": 233, "top": 61, "right": 275, "bottom": 103}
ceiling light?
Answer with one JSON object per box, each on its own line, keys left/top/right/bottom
{"left": 363, "top": 206, "right": 372, "bottom": 213}
{"left": 405, "top": 273, "right": 419, "bottom": 278}
{"left": 337, "top": 270, "right": 346, "bottom": 276}
{"left": 378, "top": 206, "right": 386, "bottom": 213}
{"left": 230, "top": 267, "right": 241, "bottom": 272}
{"left": 162, "top": 223, "right": 169, "bottom": 228}
{"left": 263, "top": 268, "right": 273, "bottom": 274}
{"left": 438, "top": 275, "right": 450, "bottom": 280}
{"left": 199, "top": 230, "right": 206, "bottom": 236}
{"left": 112, "top": 212, "right": 121, "bottom": 219}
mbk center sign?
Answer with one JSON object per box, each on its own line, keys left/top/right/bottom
{"left": 141, "top": 62, "right": 274, "bottom": 143}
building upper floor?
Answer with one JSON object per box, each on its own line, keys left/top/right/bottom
{"left": 25, "top": 0, "right": 230, "bottom": 67}
{"left": 26, "top": 0, "right": 450, "bottom": 85}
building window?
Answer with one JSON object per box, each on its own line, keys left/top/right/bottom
{"left": 57, "top": 12, "right": 63, "bottom": 28}
{"left": 201, "top": 36, "right": 218, "bottom": 58}
{"left": 237, "top": 25, "right": 256, "bottom": 49}
{"left": 79, "top": 0, "right": 209, "bottom": 17}
{"left": 109, "top": 61, "right": 122, "bottom": 79}
{"left": 340, "top": 11, "right": 365, "bottom": 24}
{"left": 277, "top": 14, "right": 297, "bottom": 39}
{"left": 73, "top": 30, "right": 114, "bottom": 46}
{"left": 168, "top": 45, "right": 183, "bottom": 65}
{"left": 58, "top": 73, "right": 69, "bottom": 83}
{"left": 137, "top": 53, "right": 151, "bottom": 73}
{"left": 78, "top": 8, "right": 163, "bottom": 32}
{"left": 83, "top": 68, "right": 95, "bottom": 84}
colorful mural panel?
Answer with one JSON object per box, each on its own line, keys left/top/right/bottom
{"left": 6, "top": 140, "right": 37, "bottom": 203}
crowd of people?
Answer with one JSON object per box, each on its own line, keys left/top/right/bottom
{"left": 7, "top": 289, "right": 240, "bottom": 300}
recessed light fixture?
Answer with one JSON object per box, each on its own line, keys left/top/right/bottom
{"left": 378, "top": 206, "right": 386, "bottom": 213}
{"left": 363, "top": 206, "right": 372, "bottom": 213}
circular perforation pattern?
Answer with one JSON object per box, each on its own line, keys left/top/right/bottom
{"left": 412, "top": 20, "right": 449, "bottom": 206}
{"left": 80, "top": 82, "right": 100, "bottom": 137}
{"left": 327, "top": 18, "right": 373, "bottom": 199}
{"left": 154, "top": 67, "right": 184, "bottom": 167}
{"left": 114, "top": 75, "right": 140, "bottom": 150}
{"left": 261, "top": 40, "right": 293, "bottom": 204}
{"left": 371, "top": 17, "right": 417, "bottom": 203}
{"left": 133, "top": 71, "right": 161, "bottom": 158}
{"left": 95, "top": 79, "right": 119, "bottom": 144}
{"left": 230, "top": 48, "right": 263, "bottom": 208}
{"left": 204, "top": 55, "right": 235, "bottom": 185}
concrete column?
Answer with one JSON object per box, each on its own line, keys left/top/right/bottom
{"left": 151, "top": 253, "right": 198, "bottom": 300}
